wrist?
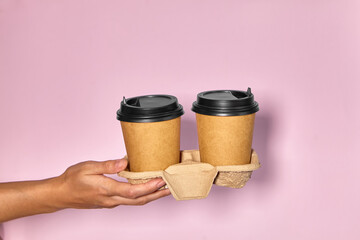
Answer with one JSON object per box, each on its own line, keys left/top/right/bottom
{"left": 38, "top": 176, "right": 67, "bottom": 212}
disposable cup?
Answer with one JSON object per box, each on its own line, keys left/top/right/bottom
{"left": 192, "top": 88, "right": 259, "bottom": 166}
{"left": 117, "top": 95, "right": 184, "bottom": 172}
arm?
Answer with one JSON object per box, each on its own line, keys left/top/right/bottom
{"left": 0, "top": 159, "right": 170, "bottom": 222}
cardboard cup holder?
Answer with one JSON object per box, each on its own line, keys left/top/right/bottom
{"left": 118, "top": 149, "right": 260, "bottom": 200}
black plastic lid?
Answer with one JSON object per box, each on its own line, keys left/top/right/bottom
{"left": 192, "top": 88, "right": 259, "bottom": 116}
{"left": 117, "top": 94, "right": 184, "bottom": 122}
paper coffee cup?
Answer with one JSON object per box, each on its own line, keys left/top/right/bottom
{"left": 192, "top": 88, "right": 259, "bottom": 166}
{"left": 117, "top": 95, "right": 184, "bottom": 172}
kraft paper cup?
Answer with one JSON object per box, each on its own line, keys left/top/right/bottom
{"left": 192, "top": 88, "right": 259, "bottom": 166}
{"left": 117, "top": 95, "right": 184, "bottom": 172}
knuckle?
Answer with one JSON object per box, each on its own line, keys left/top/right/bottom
{"left": 136, "top": 198, "right": 148, "bottom": 206}
{"left": 64, "top": 165, "right": 73, "bottom": 174}
{"left": 94, "top": 199, "right": 104, "bottom": 208}
{"left": 126, "top": 187, "right": 138, "bottom": 199}
{"left": 65, "top": 164, "right": 79, "bottom": 175}
{"left": 79, "top": 161, "right": 93, "bottom": 172}
{"left": 101, "top": 199, "right": 116, "bottom": 208}
{"left": 64, "top": 166, "right": 81, "bottom": 179}
{"left": 103, "top": 201, "right": 112, "bottom": 208}
{"left": 104, "top": 161, "right": 114, "bottom": 172}
{"left": 97, "top": 186, "right": 109, "bottom": 196}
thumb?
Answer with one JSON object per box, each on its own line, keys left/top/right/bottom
{"left": 84, "top": 158, "right": 128, "bottom": 175}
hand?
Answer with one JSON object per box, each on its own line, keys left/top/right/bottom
{"left": 0, "top": 158, "right": 170, "bottom": 222}
{"left": 54, "top": 159, "right": 171, "bottom": 209}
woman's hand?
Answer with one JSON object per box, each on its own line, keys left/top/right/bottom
{"left": 0, "top": 159, "right": 170, "bottom": 222}
{"left": 55, "top": 158, "right": 170, "bottom": 209}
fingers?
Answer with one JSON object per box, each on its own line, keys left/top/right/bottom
{"left": 109, "top": 189, "right": 171, "bottom": 207}
{"left": 121, "top": 188, "right": 171, "bottom": 205}
{"left": 81, "top": 159, "right": 128, "bottom": 175}
{"left": 105, "top": 178, "right": 167, "bottom": 199}
{"left": 96, "top": 179, "right": 171, "bottom": 208}
{"left": 71, "top": 159, "right": 172, "bottom": 208}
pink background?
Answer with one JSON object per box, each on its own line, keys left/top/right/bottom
{"left": 1, "top": 0, "right": 359, "bottom": 239}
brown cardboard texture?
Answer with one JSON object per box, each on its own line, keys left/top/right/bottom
{"left": 120, "top": 117, "right": 181, "bottom": 172}
{"left": 196, "top": 113, "right": 255, "bottom": 166}
{"left": 215, "top": 150, "right": 260, "bottom": 188}
{"left": 118, "top": 149, "right": 260, "bottom": 200}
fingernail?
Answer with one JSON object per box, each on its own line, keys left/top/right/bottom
{"left": 156, "top": 179, "right": 166, "bottom": 188}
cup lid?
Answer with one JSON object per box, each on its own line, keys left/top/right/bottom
{"left": 117, "top": 94, "right": 184, "bottom": 122}
{"left": 191, "top": 88, "right": 259, "bottom": 116}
